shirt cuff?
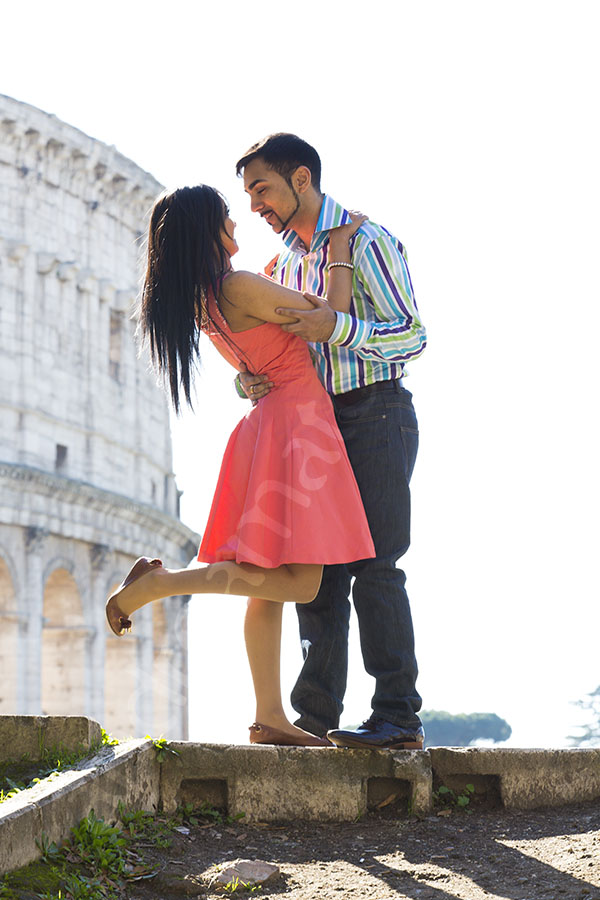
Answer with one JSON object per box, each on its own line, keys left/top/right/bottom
{"left": 328, "top": 312, "right": 370, "bottom": 349}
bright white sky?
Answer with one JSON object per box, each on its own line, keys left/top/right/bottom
{"left": 2, "top": 0, "right": 599, "bottom": 747}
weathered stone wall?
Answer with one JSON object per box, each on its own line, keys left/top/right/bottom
{"left": 0, "top": 94, "right": 199, "bottom": 739}
{"left": 0, "top": 93, "right": 176, "bottom": 505}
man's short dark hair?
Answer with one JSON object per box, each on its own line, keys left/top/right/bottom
{"left": 236, "top": 133, "right": 322, "bottom": 192}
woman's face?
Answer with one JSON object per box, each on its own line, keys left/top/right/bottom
{"left": 221, "top": 214, "right": 239, "bottom": 257}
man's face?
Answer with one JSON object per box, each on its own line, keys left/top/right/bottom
{"left": 243, "top": 158, "right": 300, "bottom": 233}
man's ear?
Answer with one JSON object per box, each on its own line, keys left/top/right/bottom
{"left": 292, "top": 165, "right": 313, "bottom": 194}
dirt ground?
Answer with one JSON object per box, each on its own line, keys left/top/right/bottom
{"left": 128, "top": 800, "right": 600, "bottom": 900}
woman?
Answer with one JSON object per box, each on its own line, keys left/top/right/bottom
{"left": 106, "top": 185, "right": 374, "bottom": 747}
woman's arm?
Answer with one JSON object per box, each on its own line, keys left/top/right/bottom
{"left": 325, "top": 212, "right": 367, "bottom": 312}
{"left": 221, "top": 213, "right": 367, "bottom": 329}
{"left": 326, "top": 231, "right": 427, "bottom": 363}
{"left": 221, "top": 272, "right": 323, "bottom": 327}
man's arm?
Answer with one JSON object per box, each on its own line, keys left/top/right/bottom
{"left": 328, "top": 231, "right": 426, "bottom": 363}
{"left": 277, "top": 231, "right": 426, "bottom": 363}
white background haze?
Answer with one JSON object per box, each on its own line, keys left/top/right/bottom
{"left": 2, "top": 0, "right": 599, "bottom": 746}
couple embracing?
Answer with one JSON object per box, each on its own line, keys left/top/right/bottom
{"left": 106, "top": 133, "right": 427, "bottom": 751}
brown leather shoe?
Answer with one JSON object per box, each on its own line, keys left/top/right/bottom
{"left": 105, "top": 557, "right": 163, "bottom": 636}
{"left": 249, "top": 723, "right": 331, "bottom": 747}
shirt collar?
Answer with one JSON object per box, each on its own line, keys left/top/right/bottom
{"left": 282, "top": 195, "right": 352, "bottom": 253}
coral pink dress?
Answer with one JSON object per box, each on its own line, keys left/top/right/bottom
{"left": 197, "top": 291, "right": 375, "bottom": 568}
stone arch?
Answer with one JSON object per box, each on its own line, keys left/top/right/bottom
{"left": 0, "top": 554, "right": 18, "bottom": 713}
{"left": 42, "top": 556, "right": 79, "bottom": 590}
{"left": 104, "top": 576, "right": 137, "bottom": 738}
{"left": 41, "top": 567, "right": 86, "bottom": 715}
{"left": 152, "top": 601, "right": 171, "bottom": 736}
{"left": 43, "top": 554, "right": 93, "bottom": 619}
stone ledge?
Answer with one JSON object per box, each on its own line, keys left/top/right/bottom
{"left": 160, "top": 742, "right": 432, "bottom": 823}
{"left": 0, "top": 716, "right": 103, "bottom": 764}
{"left": 429, "top": 746, "right": 600, "bottom": 809}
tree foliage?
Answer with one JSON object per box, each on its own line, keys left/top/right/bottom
{"left": 421, "top": 710, "right": 512, "bottom": 747}
{"left": 568, "top": 685, "right": 600, "bottom": 747}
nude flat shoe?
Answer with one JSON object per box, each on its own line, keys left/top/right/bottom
{"left": 249, "top": 722, "right": 332, "bottom": 747}
{"left": 105, "top": 557, "right": 163, "bottom": 636}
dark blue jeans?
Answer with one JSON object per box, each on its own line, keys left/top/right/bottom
{"left": 291, "top": 380, "right": 422, "bottom": 735}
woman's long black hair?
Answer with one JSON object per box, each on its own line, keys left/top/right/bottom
{"left": 140, "top": 184, "right": 232, "bottom": 412}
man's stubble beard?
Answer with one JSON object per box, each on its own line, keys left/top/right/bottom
{"left": 277, "top": 183, "right": 301, "bottom": 231}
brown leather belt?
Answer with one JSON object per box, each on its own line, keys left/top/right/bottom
{"left": 332, "top": 379, "right": 401, "bottom": 408}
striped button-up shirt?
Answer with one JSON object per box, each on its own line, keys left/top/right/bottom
{"left": 272, "top": 195, "right": 426, "bottom": 395}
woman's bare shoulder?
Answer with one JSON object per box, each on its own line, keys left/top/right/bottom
{"left": 219, "top": 271, "right": 269, "bottom": 324}
{"left": 224, "top": 270, "right": 264, "bottom": 293}
{"left": 221, "top": 269, "right": 311, "bottom": 324}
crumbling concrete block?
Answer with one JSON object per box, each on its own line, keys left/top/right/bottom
{"left": 0, "top": 715, "right": 102, "bottom": 764}
{"left": 429, "top": 747, "right": 600, "bottom": 809}
{"left": 159, "top": 743, "right": 432, "bottom": 822}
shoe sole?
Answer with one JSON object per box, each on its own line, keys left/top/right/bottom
{"left": 329, "top": 738, "right": 424, "bottom": 750}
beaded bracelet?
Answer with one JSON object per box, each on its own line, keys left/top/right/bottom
{"left": 327, "top": 261, "right": 354, "bottom": 270}
{"left": 234, "top": 373, "right": 248, "bottom": 399}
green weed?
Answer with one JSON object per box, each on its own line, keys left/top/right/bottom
{"left": 118, "top": 803, "right": 173, "bottom": 849}
{"left": 433, "top": 783, "right": 475, "bottom": 811}
{"left": 224, "top": 875, "right": 262, "bottom": 893}
{"left": 177, "top": 799, "right": 245, "bottom": 827}
{"left": 0, "top": 806, "right": 164, "bottom": 899}
{"left": 145, "top": 734, "right": 180, "bottom": 763}
{"left": 36, "top": 833, "right": 61, "bottom": 863}
{"left": 70, "top": 809, "right": 128, "bottom": 875}
{"left": 1, "top": 802, "right": 247, "bottom": 899}
{"left": 0, "top": 730, "right": 118, "bottom": 805}
{"left": 100, "top": 728, "right": 120, "bottom": 747}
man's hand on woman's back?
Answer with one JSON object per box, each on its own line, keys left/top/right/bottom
{"left": 237, "top": 362, "right": 273, "bottom": 401}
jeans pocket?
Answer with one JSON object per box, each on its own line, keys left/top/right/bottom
{"left": 399, "top": 425, "right": 419, "bottom": 482}
{"left": 336, "top": 394, "right": 388, "bottom": 426}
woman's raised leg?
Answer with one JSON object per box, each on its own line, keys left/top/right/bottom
{"left": 106, "top": 558, "right": 323, "bottom": 633}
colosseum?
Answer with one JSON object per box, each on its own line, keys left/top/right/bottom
{"left": 0, "top": 94, "right": 198, "bottom": 740}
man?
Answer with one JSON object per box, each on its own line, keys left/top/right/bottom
{"left": 235, "top": 133, "right": 426, "bottom": 749}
